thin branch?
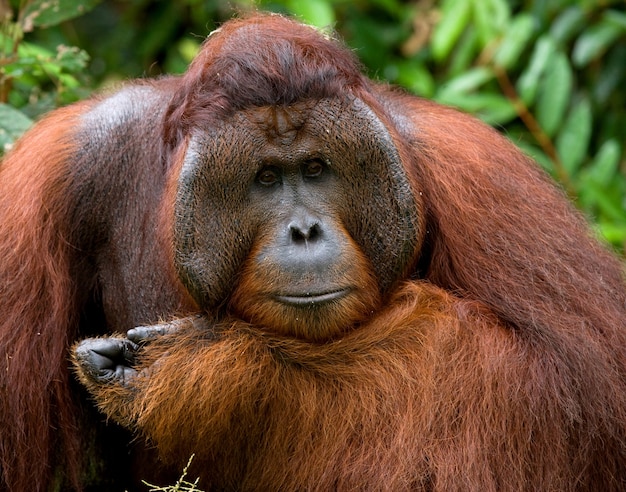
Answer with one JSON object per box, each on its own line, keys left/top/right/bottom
{"left": 493, "top": 65, "right": 576, "bottom": 198}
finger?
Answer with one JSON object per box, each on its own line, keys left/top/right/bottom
{"left": 127, "top": 324, "right": 172, "bottom": 343}
{"left": 89, "top": 338, "right": 138, "bottom": 360}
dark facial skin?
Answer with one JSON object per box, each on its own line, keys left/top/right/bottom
{"left": 246, "top": 157, "right": 360, "bottom": 304}
{"left": 228, "top": 153, "right": 382, "bottom": 341}
{"left": 172, "top": 98, "right": 420, "bottom": 335}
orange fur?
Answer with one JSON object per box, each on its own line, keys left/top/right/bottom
{"left": 87, "top": 281, "right": 626, "bottom": 491}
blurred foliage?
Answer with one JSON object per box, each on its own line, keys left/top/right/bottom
{"left": 0, "top": 0, "right": 96, "bottom": 131}
{"left": 1, "top": 0, "right": 625, "bottom": 252}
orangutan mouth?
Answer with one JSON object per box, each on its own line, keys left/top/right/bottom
{"left": 275, "top": 289, "right": 350, "bottom": 306}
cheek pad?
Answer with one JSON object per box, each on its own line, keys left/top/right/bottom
{"left": 308, "top": 98, "right": 421, "bottom": 291}
{"left": 174, "top": 130, "right": 256, "bottom": 308}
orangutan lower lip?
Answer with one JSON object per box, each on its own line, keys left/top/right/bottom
{"left": 275, "top": 289, "right": 349, "bottom": 306}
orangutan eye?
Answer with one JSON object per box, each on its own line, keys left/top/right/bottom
{"left": 303, "top": 159, "right": 325, "bottom": 179}
{"left": 256, "top": 166, "right": 281, "bottom": 186}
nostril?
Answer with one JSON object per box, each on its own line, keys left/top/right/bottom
{"left": 290, "top": 225, "right": 305, "bottom": 242}
{"left": 289, "top": 222, "right": 321, "bottom": 243}
{"left": 309, "top": 223, "right": 321, "bottom": 241}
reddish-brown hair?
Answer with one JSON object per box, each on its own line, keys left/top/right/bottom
{"left": 0, "top": 105, "right": 88, "bottom": 489}
{"left": 163, "top": 14, "right": 368, "bottom": 149}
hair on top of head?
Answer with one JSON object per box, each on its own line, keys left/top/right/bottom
{"left": 162, "top": 14, "right": 368, "bottom": 148}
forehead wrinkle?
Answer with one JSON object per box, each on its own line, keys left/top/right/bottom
{"left": 250, "top": 104, "right": 313, "bottom": 146}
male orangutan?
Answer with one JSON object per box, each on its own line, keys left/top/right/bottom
{"left": 0, "top": 13, "right": 625, "bottom": 492}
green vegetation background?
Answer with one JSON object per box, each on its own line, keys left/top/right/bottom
{"left": 1, "top": 0, "right": 625, "bottom": 254}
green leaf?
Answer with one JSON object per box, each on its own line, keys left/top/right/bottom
{"left": 438, "top": 67, "right": 495, "bottom": 96}
{"left": 596, "top": 222, "right": 626, "bottom": 248}
{"left": 448, "top": 27, "right": 480, "bottom": 76}
{"left": 493, "top": 13, "right": 536, "bottom": 69}
{"left": 593, "top": 44, "right": 626, "bottom": 104}
{"left": 550, "top": 6, "right": 586, "bottom": 45}
{"left": 585, "top": 139, "right": 622, "bottom": 187}
{"left": 471, "top": 0, "right": 511, "bottom": 47}
{"left": 395, "top": 62, "right": 435, "bottom": 97}
{"left": 58, "top": 73, "right": 79, "bottom": 89}
{"left": 555, "top": 96, "right": 592, "bottom": 175}
{"left": 584, "top": 184, "right": 626, "bottom": 223}
{"left": 368, "top": 0, "right": 406, "bottom": 17}
{"left": 22, "top": 0, "right": 103, "bottom": 29}
{"left": 431, "top": 0, "right": 471, "bottom": 62}
{"left": 535, "top": 50, "right": 572, "bottom": 138}
{"left": 516, "top": 35, "right": 556, "bottom": 105}
{"left": 572, "top": 19, "right": 623, "bottom": 68}
{"left": 475, "top": 100, "right": 518, "bottom": 126}
{"left": 177, "top": 39, "right": 200, "bottom": 64}
{"left": 286, "top": 0, "right": 335, "bottom": 28}
{"left": 604, "top": 9, "right": 626, "bottom": 31}
{"left": 17, "top": 40, "right": 54, "bottom": 59}
{"left": 0, "top": 104, "right": 33, "bottom": 153}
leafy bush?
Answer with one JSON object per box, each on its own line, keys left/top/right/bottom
{"left": 0, "top": 0, "right": 99, "bottom": 151}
